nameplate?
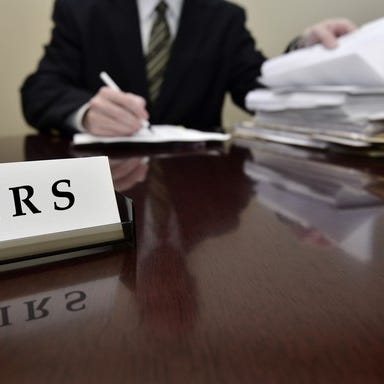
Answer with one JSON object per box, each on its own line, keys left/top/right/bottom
{"left": 0, "top": 157, "right": 120, "bottom": 243}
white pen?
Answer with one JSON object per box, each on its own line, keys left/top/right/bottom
{"left": 100, "top": 71, "right": 120, "bottom": 91}
{"left": 99, "top": 71, "right": 152, "bottom": 132}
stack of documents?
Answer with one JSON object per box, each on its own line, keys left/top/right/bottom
{"left": 235, "top": 17, "right": 384, "bottom": 154}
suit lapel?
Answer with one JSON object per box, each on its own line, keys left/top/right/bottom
{"left": 152, "top": 0, "right": 212, "bottom": 120}
{"left": 111, "top": 0, "right": 148, "bottom": 98}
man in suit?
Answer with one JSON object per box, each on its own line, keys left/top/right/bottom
{"left": 21, "top": 0, "right": 356, "bottom": 137}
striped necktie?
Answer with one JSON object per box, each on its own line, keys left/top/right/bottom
{"left": 146, "top": 1, "right": 171, "bottom": 105}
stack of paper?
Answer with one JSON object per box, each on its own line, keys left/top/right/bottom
{"left": 234, "top": 17, "right": 384, "bottom": 154}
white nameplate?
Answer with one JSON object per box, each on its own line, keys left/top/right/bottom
{"left": 0, "top": 157, "right": 120, "bottom": 242}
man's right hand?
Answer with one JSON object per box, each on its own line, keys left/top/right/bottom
{"left": 83, "top": 86, "right": 149, "bottom": 136}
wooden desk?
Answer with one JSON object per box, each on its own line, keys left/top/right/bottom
{"left": 1, "top": 135, "right": 384, "bottom": 383}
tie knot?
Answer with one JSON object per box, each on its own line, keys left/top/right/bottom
{"left": 156, "top": 1, "right": 168, "bottom": 16}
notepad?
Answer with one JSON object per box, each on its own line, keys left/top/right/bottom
{"left": 73, "top": 125, "right": 231, "bottom": 145}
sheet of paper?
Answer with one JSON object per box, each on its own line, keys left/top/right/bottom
{"left": 73, "top": 125, "right": 231, "bottom": 145}
{"left": 260, "top": 53, "right": 384, "bottom": 88}
{"left": 259, "top": 17, "right": 384, "bottom": 88}
{"left": 245, "top": 89, "right": 346, "bottom": 111}
{"left": 233, "top": 124, "right": 327, "bottom": 149}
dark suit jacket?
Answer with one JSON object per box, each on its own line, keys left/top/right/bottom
{"left": 21, "top": 0, "right": 266, "bottom": 136}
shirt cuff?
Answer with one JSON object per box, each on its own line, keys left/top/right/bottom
{"left": 65, "top": 102, "right": 90, "bottom": 132}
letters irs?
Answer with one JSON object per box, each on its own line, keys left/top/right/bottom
{"left": 9, "top": 179, "right": 75, "bottom": 217}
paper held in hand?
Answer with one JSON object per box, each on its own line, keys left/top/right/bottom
{"left": 259, "top": 17, "right": 384, "bottom": 88}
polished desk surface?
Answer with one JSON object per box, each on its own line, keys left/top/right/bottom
{"left": 1, "top": 135, "right": 384, "bottom": 383}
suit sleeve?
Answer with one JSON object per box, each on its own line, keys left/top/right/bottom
{"left": 226, "top": 7, "right": 266, "bottom": 111}
{"left": 20, "top": 0, "right": 93, "bottom": 136}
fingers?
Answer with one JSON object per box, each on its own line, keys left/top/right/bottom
{"left": 312, "top": 26, "right": 339, "bottom": 49}
{"left": 301, "top": 18, "right": 357, "bottom": 49}
{"left": 84, "top": 87, "right": 149, "bottom": 136}
{"left": 331, "top": 18, "right": 357, "bottom": 37}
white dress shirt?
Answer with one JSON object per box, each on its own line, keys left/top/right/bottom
{"left": 68, "top": 0, "right": 184, "bottom": 131}
{"left": 137, "top": 0, "right": 184, "bottom": 53}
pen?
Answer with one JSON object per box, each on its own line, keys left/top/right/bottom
{"left": 100, "top": 71, "right": 120, "bottom": 91}
{"left": 99, "top": 71, "right": 152, "bottom": 132}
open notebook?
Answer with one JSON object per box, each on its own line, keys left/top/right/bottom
{"left": 73, "top": 125, "right": 231, "bottom": 145}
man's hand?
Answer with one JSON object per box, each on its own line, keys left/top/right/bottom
{"left": 299, "top": 18, "right": 357, "bottom": 49}
{"left": 83, "top": 87, "right": 149, "bottom": 136}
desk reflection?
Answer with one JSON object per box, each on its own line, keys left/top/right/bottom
{"left": 1, "top": 135, "right": 383, "bottom": 382}
{"left": 257, "top": 182, "right": 384, "bottom": 262}
{"left": 22, "top": 135, "right": 254, "bottom": 341}
{"left": 0, "top": 249, "right": 131, "bottom": 337}
{"left": 109, "top": 157, "right": 149, "bottom": 192}
{"left": 243, "top": 143, "right": 384, "bottom": 262}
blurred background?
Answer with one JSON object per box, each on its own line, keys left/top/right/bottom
{"left": 0, "top": 0, "right": 383, "bottom": 138}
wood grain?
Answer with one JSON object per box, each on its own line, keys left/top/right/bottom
{"left": 1, "top": 135, "right": 384, "bottom": 383}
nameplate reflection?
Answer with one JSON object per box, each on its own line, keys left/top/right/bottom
{"left": 0, "top": 277, "right": 118, "bottom": 335}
